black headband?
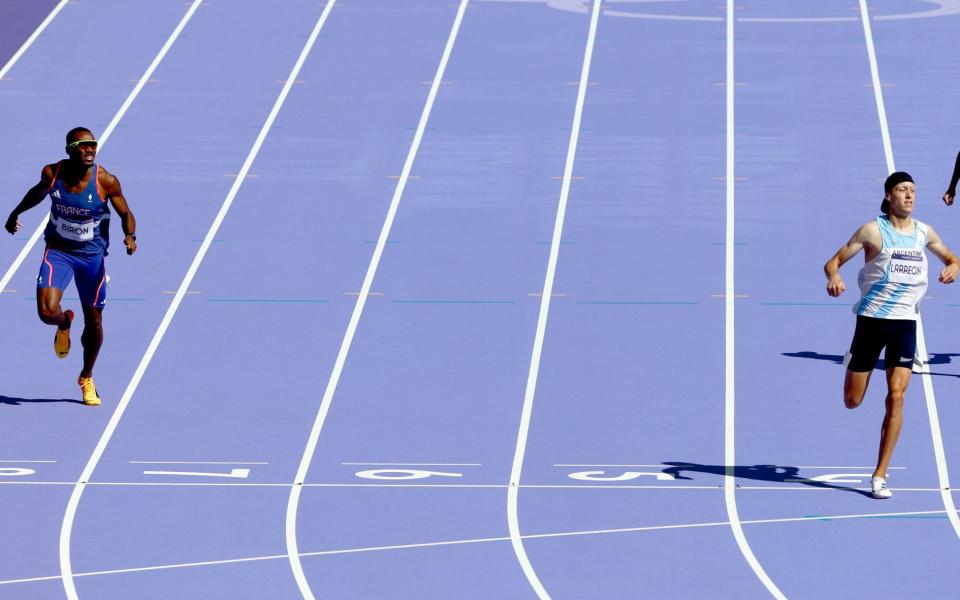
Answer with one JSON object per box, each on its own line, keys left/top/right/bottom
{"left": 881, "top": 171, "right": 914, "bottom": 214}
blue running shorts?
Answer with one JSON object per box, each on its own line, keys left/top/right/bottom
{"left": 37, "top": 247, "right": 107, "bottom": 308}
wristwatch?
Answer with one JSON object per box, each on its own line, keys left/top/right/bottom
{"left": 125, "top": 233, "right": 137, "bottom": 241}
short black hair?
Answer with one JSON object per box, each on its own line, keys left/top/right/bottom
{"left": 66, "top": 127, "right": 93, "bottom": 144}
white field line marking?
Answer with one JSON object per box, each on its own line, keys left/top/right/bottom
{"left": 284, "top": 2, "right": 469, "bottom": 599}
{"left": 341, "top": 462, "right": 481, "bottom": 466}
{"left": 0, "top": 1, "right": 204, "bottom": 296}
{"left": 1, "top": 480, "right": 949, "bottom": 492}
{"left": 6, "top": 507, "right": 954, "bottom": 588}
{"left": 508, "top": 2, "right": 601, "bottom": 599}
{"left": 0, "top": 460, "right": 56, "bottom": 463}
{"left": 129, "top": 461, "right": 269, "bottom": 465}
{"left": 723, "top": 1, "right": 786, "bottom": 598}
{"left": 858, "top": 0, "right": 960, "bottom": 541}
{"left": 0, "top": 0, "right": 69, "bottom": 81}
{"left": 57, "top": 3, "right": 334, "bottom": 599}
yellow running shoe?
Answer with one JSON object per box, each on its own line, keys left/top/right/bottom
{"left": 78, "top": 376, "right": 101, "bottom": 406}
{"left": 54, "top": 309, "right": 73, "bottom": 359}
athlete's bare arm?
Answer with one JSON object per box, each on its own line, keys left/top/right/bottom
{"left": 4, "top": 164, "right": 57, "bottom": 235}
{"left": 99, "top": 167, "right": 137, "bottom": 255}
{"left": 944, "top": 151, "right": 960, "bottom": 206}
{"left": 824, "top": 221, "right": 882, "bottom": 297}
{"left": 924, "top": 224, "right": 959, "bottom": 284}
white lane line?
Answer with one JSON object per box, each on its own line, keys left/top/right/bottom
{"left": 508, "top": 2, "right": 602, "bottom": 599}
{"left": 129, "top": 461, "right": 269, "bottom": 465}
{"left": 858, "top": 0, "right": 960, "bottom": 541}
{"left": 284, "top": 3, "right": 469, "bottom": 599}
{"left": 0, "top": 0, "right": 69, "bottom": 81}
{"left": 6, "top": 507, "right": 953, "bottom": 588}
{"left": 341, "top": 462, "right": 481, "bottom": 466}
{"left": 723, "top": 1, "right": 786, "bottom": 598}
{"left": 554, "top": 463, "right": 665, "bottom": 467}
{"left": 0, "top": 481, "right": 951, "bottom": 491}
{"left": 57, "top": 3, "right": 335, "bottom": 599}
{"left": 0, "top": 1, "right": 204, "bottom": 296}
{"left": 0, "top": 472, "right": 960, "bottom": 493}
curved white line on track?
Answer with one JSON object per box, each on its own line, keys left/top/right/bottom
{"left": 507, "top": 1, "right": 601, "bottom": 598}
{"left": 478, "top": 0, "right": 960, "bottom": 22}
{"left": 12, "top": 506, "right": 958, "bottom": 588}
{"left": 283, "top": 3, "right": 470, "bottom": 598}
{"left": 0, "top": 0, "right": 69, "bottom": 81}
{"left": 722, "top": 1, "right": 787, "bottom": 598}
{"left": 857, "top": 0, "right": 960, "bottom": 541}
{"left": 57, "top": 2, "right": 335, "bottom": 598}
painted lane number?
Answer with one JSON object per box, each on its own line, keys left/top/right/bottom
{"left": 0, "top": 467, "right": 36, "bottom": 477}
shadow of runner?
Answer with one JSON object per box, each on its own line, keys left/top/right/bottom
{"left": 782, "top": 350, "right": 960, "bottom": 377}
{"left": 0, "top": 395, "right": 84, "bottom": 406}
{"left": 662, "top": 462, "right": 874, "bottom": 498}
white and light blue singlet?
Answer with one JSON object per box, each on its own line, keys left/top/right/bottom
{"left": 855, "top": 216, "right": 928, "bottom": 320}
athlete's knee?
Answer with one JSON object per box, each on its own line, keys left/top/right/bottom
{"left": 886, "top": 387, "right": 906, "bottom": 415}
{"left": 81, "top": 318, "right": 102, "bottom": 339}
{"left": 844, "top": 391, "right": 864, "bottom": 409}
{"left": 36, "top": 303, "right": 60, "bottom": 324}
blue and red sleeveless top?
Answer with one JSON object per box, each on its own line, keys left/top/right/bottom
{"left": 43, "top": 161, "right": 111, "bottom": 256}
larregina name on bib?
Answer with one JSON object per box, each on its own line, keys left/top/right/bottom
{"left": 888, "top": 249, "right": 924, "bottom": 284}
{"left": 52, "top": 214, "right": 97, "bottom": 242}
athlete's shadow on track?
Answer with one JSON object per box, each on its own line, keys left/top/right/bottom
{"left": 0, "top": 395, "right": 84, "bottom": 406}
{"left": 783, "top": 351, "right": 960, "bottom": 378}
{"left": 661, "top": 462, "right": 874, "bottom": 498}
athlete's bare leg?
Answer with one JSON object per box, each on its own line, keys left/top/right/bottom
{"left": 843, "top": 368, "right": 872, "bottom": 409}
{"left": 79, "top": 305, "right": 103, "bottom": 378}
{"left": 36, "top": 286, "right": 70, "bottom": 329}
{"left": 874, "top": 366, "right": 911, "bottom": 479}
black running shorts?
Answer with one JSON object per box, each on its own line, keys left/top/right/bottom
{"left": 846, "top": 315, "right": 917, "bottom": 373}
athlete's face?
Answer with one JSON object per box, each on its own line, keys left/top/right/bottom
{"left": 66, "top": 132, "right": 98, "bottom": 167}
{"left": 886, "top": 182, "right": 916, "bottom": 217}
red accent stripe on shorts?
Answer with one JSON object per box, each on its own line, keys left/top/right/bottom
{"left": 42, "top": 249, "right": 54, "bottom": 287}
{"left": 93, "top": 271, "right": 107, "bottom": 306}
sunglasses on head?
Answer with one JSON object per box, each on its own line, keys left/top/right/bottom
{"left": 67, "top": 139, "right": 98, "bottom": 149}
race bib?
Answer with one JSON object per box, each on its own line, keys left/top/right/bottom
{"left": 53, "top": 215, "right": 96, "bottom": 242}
{"left": 888, "top": 249, "right": 925, "bottom": 284}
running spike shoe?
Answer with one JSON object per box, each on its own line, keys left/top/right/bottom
{"left": 871, "top": 476, "right": 892, "bottom": 499}
{"left": 54, "top": 309, "right": 73, "bottom": 358}
{"left": 78, "top": 376, "right": 101, "bottom": 406}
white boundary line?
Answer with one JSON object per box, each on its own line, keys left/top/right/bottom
{"left": 857, "top": 0, "right": 960, "bottom": 541}
{"left": 0, "top": 0, "right": 69, "bottom": 81}
{"left": 722, "top": 1, "right": 787, "bottom": 598}
{"left": 284, "top": 2, "right": 469, "bottom": 598}
{"left": 7, "top": 506, "right": 955, "bottom": 588}
{"left": 0, "top": 0, "right": 203, "bottom": 295}
{"left": 1, "top": 480, "right": 950, "bottom": 491}
{"left": 128, "top": 461, "right": 269, "bottom": 465}
{"left": 507, "top": 2, "right": 602, "bottom": 599}
{"left": 56, "top": 2, "right": 337, "bottom": 598}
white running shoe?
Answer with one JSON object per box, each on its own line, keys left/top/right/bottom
{"left": 871, "top": 477, "right": 892, "bottom": 499}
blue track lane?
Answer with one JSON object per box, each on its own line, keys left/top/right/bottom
{"left": 293, "top": 3, "right": 592, "bottom": 597}
{"left": 514, "top": 6, "right": 769, "bottom": 599}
